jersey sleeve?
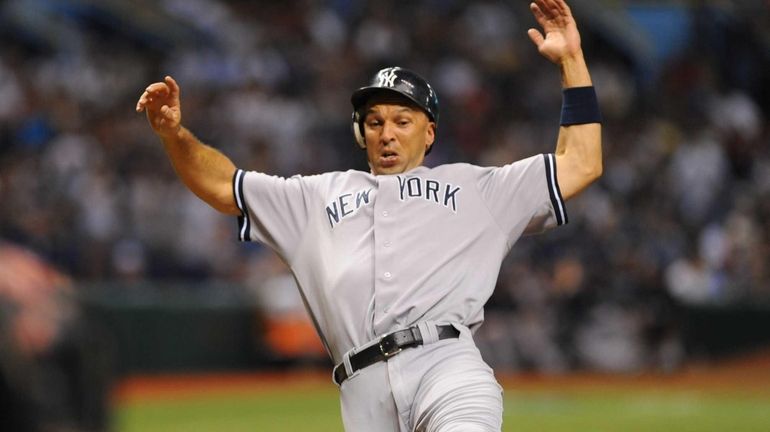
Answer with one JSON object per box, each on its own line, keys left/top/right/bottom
{"left": 232, "top": 169, "right": 311, "bottom": 260}
{"left": 477, "top": 153, "right": 567, "bottom": 241}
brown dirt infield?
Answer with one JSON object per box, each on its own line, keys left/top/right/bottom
{"left": 113, "top": 348, "right": 770, "bottom": 405}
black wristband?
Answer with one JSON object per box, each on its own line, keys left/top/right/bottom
{"left": 560, "top": 86, "right": 602, "bottom": 126}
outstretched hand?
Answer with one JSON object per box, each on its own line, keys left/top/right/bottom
{"left": 527, "top": 0, "right": 582, "bottom": 64}
{"left": 136, "top": 76, "right": 182, "bottom": 139}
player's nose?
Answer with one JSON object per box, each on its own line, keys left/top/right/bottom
{"left": 380, "top": 121, "right": 397, "bottom": 144}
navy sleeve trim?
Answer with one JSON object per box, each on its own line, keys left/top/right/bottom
{"left": 233, "top": 169, "right": 252, "bottom": 241}
{"left": 543, "top": 154, "right": 568, "bottom": 226}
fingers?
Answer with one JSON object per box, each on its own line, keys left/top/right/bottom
{"left": 165, "top": 75, "right": 180, "bottom": 100}
{"left": 531, "top": 0, "right": 571, "bottom": 24}
{"left": 160, "top": 105, "right": 173, "bottom": 117}
{"left": 135, "top": 90, "right": 148, "bottom": 112}
{"left": 552, "top": 0, "right": 571, "bottom": 16}
{"left": 135, "top": 79, "right": 175, "bottom": 113}
{"left": 527, "top": 28, "right": 545, "bottom": 48}
{"left": 530, "top": 2, "right": 547, "bottom": 26}
{"left": 136, "top": 83, "right": 165, "bottom": 112}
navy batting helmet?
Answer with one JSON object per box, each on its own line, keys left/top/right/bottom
{"left": 351, "top": 67, "right": 439, "bottom": 153}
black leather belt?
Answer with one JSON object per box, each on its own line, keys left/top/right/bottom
{"left": 333, "top": 324, "right": 460, "bottom": 385}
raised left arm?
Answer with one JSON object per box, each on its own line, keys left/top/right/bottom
{"left": 528, "top": 0, "right": 602, "bottom": 200}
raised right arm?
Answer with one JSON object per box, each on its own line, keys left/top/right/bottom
{"left": 136, "top": 76, "right": 240, "bottom": 215}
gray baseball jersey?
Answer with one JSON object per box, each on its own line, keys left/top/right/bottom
{"left": 233, "top": 153, "right": 566, "bottom": 364}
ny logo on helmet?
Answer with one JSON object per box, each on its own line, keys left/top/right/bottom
{"left": 376, "top": 69, "right": 398, "bottom": 88}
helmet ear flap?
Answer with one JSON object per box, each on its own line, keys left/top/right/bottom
{"left": 351, "top": 111, "right": 366, "bottom": 149}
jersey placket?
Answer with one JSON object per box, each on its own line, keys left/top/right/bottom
{"left": 371, "top": 175, "right": 400, "bottom": 336}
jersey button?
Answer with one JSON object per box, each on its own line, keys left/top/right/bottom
{"left": 384, "top": 241, "right": 391, "bottom": 248}
{"left": 382, "top": 211, "right": 389, "bottom": 217}
{"left": 384, "top": 271, "right": 392, "bottom": 279}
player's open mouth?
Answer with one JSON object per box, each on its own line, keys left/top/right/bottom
{"left": 380, "top": 152, "right": 399, "bottom": 166}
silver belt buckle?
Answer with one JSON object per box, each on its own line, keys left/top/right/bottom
{"left": 379, "top": 333, "right": 402, "bottom": 358}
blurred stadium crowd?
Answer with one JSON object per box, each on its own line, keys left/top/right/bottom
{"left": 2, "top": 0, "right": 770, "bottom": 387}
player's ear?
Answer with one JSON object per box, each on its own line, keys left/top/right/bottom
{"left": 425, "top": 121, "right": 436, "bottom": 149}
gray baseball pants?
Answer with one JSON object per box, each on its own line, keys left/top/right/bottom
{"left": 337, "top": 323, "right": 503, "bottom": 431}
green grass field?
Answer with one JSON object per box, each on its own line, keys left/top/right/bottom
{"left": 115, "top": 371, "right": 770, "bottom": 432}
{"left": 117, "top": 386, "right": 342, "bottom": 432}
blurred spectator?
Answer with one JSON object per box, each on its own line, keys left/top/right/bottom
{"left": 0, "top": 240, "right": 111, "bottom": 432}
{"left": 244, "top": 249, "right": 327, "bottom": 365}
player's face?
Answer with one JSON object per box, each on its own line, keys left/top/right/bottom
{"left": 363, "top": 96, "right": 435, "bottom": 175}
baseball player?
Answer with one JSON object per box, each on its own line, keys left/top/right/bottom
{"left": 136, "top": 0, "right": 601, "bottom": 430}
